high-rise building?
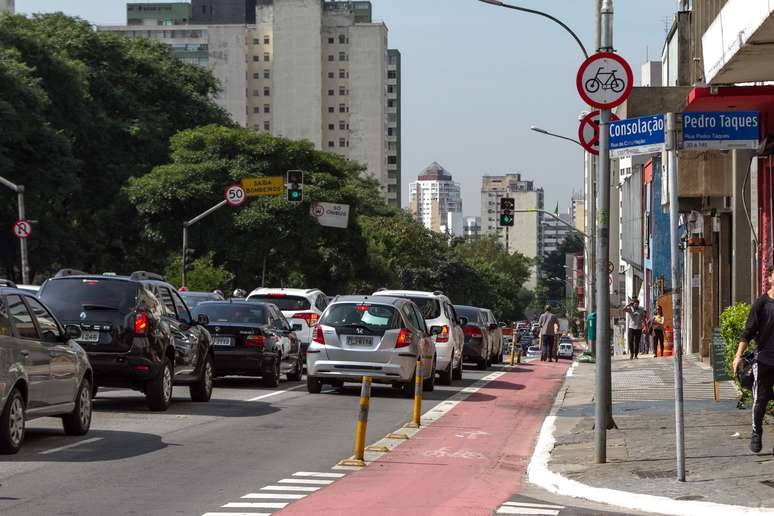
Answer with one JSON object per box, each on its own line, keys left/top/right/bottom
{"left": 127, "top": 3, "right": 192, "bottom": 25}
{"left": 463, "top": 216, "right": 481, "bottom": 240}
{"left": 541, "top": 211, "right": 573, "bottom": 257}
{"left": 0, "top": 0, "right": 14, "bottom": 13}
{"left": 100, "top": 0, "right": 401, "bottom": 208}
{"left": 409, "top": 162, "right": 463, "bottom": 237}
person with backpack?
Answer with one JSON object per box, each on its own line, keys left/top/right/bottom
{"left": 733, "top": 265, "right": 774, "bottom": 454}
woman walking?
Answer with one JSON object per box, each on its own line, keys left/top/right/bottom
{"left": 650, "top": 305, "right": 665, "bottom": 357}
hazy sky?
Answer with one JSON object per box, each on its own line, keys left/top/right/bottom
{"left": 18, "top": 0, "right": 677, "bottom": 217}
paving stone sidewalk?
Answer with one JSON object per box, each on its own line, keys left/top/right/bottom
{"left": 549, "top": 353, "right": 774, "bottom": 510}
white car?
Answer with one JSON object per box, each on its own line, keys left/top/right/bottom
{"left": 526, "top": 345, "right": 541, "bottom": 358}
{"left": 372, "top": 289, "right": 464, "bottom": 385}
{"left": 247, "top": 288, "right": 328, "bottom": 360}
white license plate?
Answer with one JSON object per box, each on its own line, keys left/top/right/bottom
{"left": 348, "top": 336, "right": 372, "bottom": 346}
{"left": 78, "top": 330, "right": 100, "bottom": 343}
{"left": 213, "top": 337, "right": 234, "bottom": 347}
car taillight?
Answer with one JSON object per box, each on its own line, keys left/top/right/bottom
{"left": 464, "top": 325, "right": 482, "bottom": 338}
{"left": 435, "top": 325, "right": 450, "bottom": 343}
{"left": 245, "top": 335, "right": 265, "bottom": 348}
{"left": 312, "top": 325, "right": 325, "bottom": 345}
{"left": 295, "top": 312, "right": 320, "bottom": 326}
{"left": 396, "top": 328, "right": 411, "bottom": 348}
{"left": 134, "top": 312, "right": 149, "bottom": 335}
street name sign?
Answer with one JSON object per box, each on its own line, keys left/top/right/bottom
{"left": 577, "top": 52, "right": 633, "bottom": 109}
{"left": 310, "top": 202, "right": 350, "bottom": 229}
{"left": 609, "top": 114, "right": 666, "bottom": 158}
{"left": 578, "top": 111, "right": 620, "bottom": 155}
{"left": 13, "top": 220, "right": 31, "bottom": 239}
{"left": 242, "top": 176, "right": 284, "bottom": 198}
{"left": 683, "top": 111, "right": 760, "bottom": 150}
{"left": 224, "top": 184, "right": 247, "bottom": 207}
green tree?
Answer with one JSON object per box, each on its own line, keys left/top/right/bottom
{"left": 164, "top": 253, "right": 234, "bottom": 292}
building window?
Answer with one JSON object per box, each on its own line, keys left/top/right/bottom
{"left": 388, "top": 70, "right": 397, "bottom": 79}
{"left": 264, "top": 52, "right": 270, "bottom": 62}
{"left": 387, "top": 99, "right": 395, "bottom": 107}
{"left": 253, "top": 107, "right": 261, "bottom": 113}
{"left": 253, "top": 55, "right": 260, "bottom": 62}
{"left": 264, "top": 70, "right": 270, "bottom": 79}
{"left": 339, "top": 103, "right": 347, "bottom": 113}
{"left": 253, "top": 38, "right": 260, "bottom": 45}
{"left": 339, "top": 138, "right": 346, "bottom": 147}
{"left": 328, "top": 123, "right": 335, "bottom": 130}
{"left": 339, "top": 34, "right": 346, "bottom": 44}
{"left": 253, "top": 89, "right": 260, "bottom": 96}
{"left": 339, "top": 121, "right": 346, "bottom": 130}
{"left": 328, "top": 141, "right": 335, "bottom": 148}
{"left": 264, "top": 87, "right": 270, "bottom": 96}
{"left": 387, "top": 85, "right": 394, "bottom": 93}
{"left": 339, "top": 69, "right": 347, "bottom": 79}
{"left": 339, "top": 52, "right": 347, "bottom": 61}
{"left": 264, "top": 35, "right": 270, "bottom": 45}
{"left": 328, "top": 55, "right": 334, "bottom": 62}
{"left": 328, "top": 71, "right": 334, "bottom": 79}
{"left": 328, "top": 89, "right": 334, "bottom": 96}
{"left": 264, "top": 121, "right": 270, "bottom": 131}
{"left": 253, "top": 72, "right": 261, "bottom": 79}
{"left": 328, "top": 106, "right": 335, "bottom": 113}
{"left": 388, "top": 156, "right": 397, "bottom": 165}
{"left": 328, "top": 37, "right": 334, "bottom": 44}
{"left": 263, "top": 104, "right": 270, "bottom": 113}
{"left": 387, "top": 128, "right": 394, "bottom": 136}
{"left": 339, "top": 87, "right": 347, "bottom": 96}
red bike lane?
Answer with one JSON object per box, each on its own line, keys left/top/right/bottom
{"left": 279, "top": 361, "right": 570, "bottom": 516}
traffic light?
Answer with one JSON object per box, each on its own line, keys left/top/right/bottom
{"left": 500, "top": 197, "right": 515, "bottom": 227}
{"left": 183, "top": 248, "right": 195, "bottom": 273}
{"left": 286, "top": 170, "right": 304, "bottom": 202}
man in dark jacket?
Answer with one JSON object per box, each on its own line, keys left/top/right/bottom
{"left": 734, "top": 265, "right": 774, "bottom": 454}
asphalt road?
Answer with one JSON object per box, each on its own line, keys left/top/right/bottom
{"left": 0, "top": 367, "right": 499, "bottom": 516}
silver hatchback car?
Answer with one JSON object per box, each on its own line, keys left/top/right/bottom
{"left": 306, "top": 296, "right": 438, "bottom": 397}
{"left": 0, "top": 283, "right": 93, "bottom": 454}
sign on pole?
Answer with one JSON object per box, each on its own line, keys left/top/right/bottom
{"left": 577, "top": 52, "right": 633, "bottom": 109}
{"left": 683, "top": 111, "right": 760, "bottom": 150}
{"left": 578, "top": 111, "right": 620, "bottom": 155}
{"left": 242, "top": 176, "right": 284, "bottom": 198}
{"left": 224, "top": 184, "right": 247, "bottom": 207}
{"left": 13, "top": 220, "right": 32, "bottom": 239}
{"left": 609, "top": 114, "right": 666, "bottom": 158}
{"left": 310, "top": 202, "right": 349, "bottom": 229}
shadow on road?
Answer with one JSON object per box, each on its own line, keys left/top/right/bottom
{"left": 92, "top": 395, "right": 281, "bottom": 418}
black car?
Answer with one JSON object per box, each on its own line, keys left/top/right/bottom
{"left": 453, "top": 305, "right": 492, "bottom": 371}
{"left": 39, "top": 270, "right": 214, "bottom": 411}
{"left": 192, "top": 300, "right": 302, "bottom": 387}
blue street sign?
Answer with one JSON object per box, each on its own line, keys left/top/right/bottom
{"left": 683, "top": 111, "right": 759, "bottom": 150}
{"left": 609, "top": 114, "right": 665, "bottom": 158}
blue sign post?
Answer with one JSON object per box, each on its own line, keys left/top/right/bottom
{"left": 683, "top": 112, "right": 760, "bottom": 150}
{"left": 609, "top": 114, "right": 666, "bottom": 158}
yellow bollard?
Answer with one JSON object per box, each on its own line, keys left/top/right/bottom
{"left": 338, "top": 375, "right": 372, "bottom": 467}
{"left": 405, "top": 359, "right": 423, "bottom": 428}
{"left": 509, "top": 341, "right": 516, "bottom": 366}
{"left": 517, "top": 348, "right": 522, "bottom": 364}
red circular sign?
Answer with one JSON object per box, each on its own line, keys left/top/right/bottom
{"left": 576, "top": 52, "right": 633, "bottom": 109}
{"left": 224, "top": 184, "right": 247, "bottom": 207}
{"left": 13, "top": 220, "right": 32, "bottom": 239}
{"left": 578, "top": 111, "right": 620, "bottom": 155}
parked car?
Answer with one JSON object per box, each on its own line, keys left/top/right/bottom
{"left": 179, "top": 290, "right": 224, "bottom": 310}
{"left": 372, "top": 290, "right": 463, "bottom": 385}
{"left": 0, "top": 282, "right": 93, "bottom": 454}
{"left": 557, "top": 341, "right": 574, "bottom": 360}
{"left": 192, "top": 300, "right": 302, "bottom": 386}
{"left": 482, "top": 309, "right": 503, "bottom": 363}
{"left": 247, "top": 288, "right": 328, "bottom": 363}
{"left": 526, "top": 345, "right": 541, "bottom": 358}
{"left": 453, "top": 305, "right": 492, "bottom": 370}
{"left": 306, "top": 295, "right": 438, "bottom": 397}
{"left": 39, "top": 270, "right": 214, "bottom": 411}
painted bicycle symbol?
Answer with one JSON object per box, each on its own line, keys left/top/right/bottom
{"left": 585, "top": 67, "right": 626, "bottom": 94}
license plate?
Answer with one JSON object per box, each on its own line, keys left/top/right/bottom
{"left": 213, "top": 337, "right": 234, "bottom": 347}
{"left": 348, "top": 336, "right": 372, "bottom": 346}
{"left": 78, "top": 330, "right": 100, "bottom": 343}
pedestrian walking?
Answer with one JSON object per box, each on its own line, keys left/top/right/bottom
{"left": 624, "top": 298, "right": 646, "bottom": 359}
{"left": 649, "top": 305, "right": 666, "bottom": 357}
{"left": 733, "top": 265, "right": 774, "bottom": 455}
{"left": 538, "top": 305, "right": 559, "bottom": 362}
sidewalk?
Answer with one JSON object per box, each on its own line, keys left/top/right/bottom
{"left": 542, "top": 353, "right": 774, "bottom": 513}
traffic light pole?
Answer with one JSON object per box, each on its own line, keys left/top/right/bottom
{"left": 181, "top": 200, "right": 227, "bottom": 288}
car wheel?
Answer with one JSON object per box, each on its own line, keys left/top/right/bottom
{"left": 439, "top": 356, "right": 453, "bottom": 386}
{"left": 477, "top": 357, "right": 488, "bottom": 371}
{"left": 286, "top": 356, "right": 303, "bottom": 382}
{"left": 146, "top": 358, "right": 174, "bottom": 411}
{"left": 63, "top": 379, "right": 92, "bottom": 436}
{"left": 453, "top": 355, "right": 463, "bottom": 380}
{"left": 307, "top": 375, "right": 323, "bottom": 394}
{"left": 0, "top": 389, "right": 25, "bottom": 454}
{"left": 262, "top": 357, "right": 280, "bottom": 388}
{"left": 189, "top": 354, "right": 214, "bottom": 402}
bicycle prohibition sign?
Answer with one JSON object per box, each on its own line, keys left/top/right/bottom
{"left": 577, "top": 52, "right": 633, "bottom": 110}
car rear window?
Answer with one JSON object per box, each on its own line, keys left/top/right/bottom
{"left": 393, "top": 297, "right": 440, "bottom": 319}
{"left": 454, "top": 306, "right": 479, "bottom": 322}
{"left": 320, "top": 303, "right": 402, "bottom": 333}
{"left": 180, "top": 292, "right": 221, "bottom": 309}
{"left": 40, "top": 278, "right": 138, "bottom": 319}
{"left": 193, "top": 304, "right": 268, "bottom": 325}
{"left": 249, "top": 295, "right": 310, "bottom": 311}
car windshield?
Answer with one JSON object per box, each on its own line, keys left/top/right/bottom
{"left": 320, "top": 303, "right": 402, "bottom": 333}
{"left": 193, "top": 303, "right": 268, "bottom": 325}
{"left": 40, "top": 278, "right": 137, "bottom": 319}
{"left": 180, "top": 292, "right": 221, "bottom": 309}
{"left": 249, "top": 295, "right": 310, "bottom": 311}
{"left": 454, "top": 306, "right": 479, "bottom": 322}
{"left": 389, "top": 297, "right": 440, "bottom": 319}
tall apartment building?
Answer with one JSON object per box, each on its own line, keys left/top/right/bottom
{"left": 409, "top": 162, "right": 463, "bottom": 237}
{"left": 100, "top": 0, "right": 401, "bottom": 208}
{"left": 127, "top": 3, "right": 192, "bottom": 25}
{"left": 0, "top": 0, "right": 14, "bottom": 13}
{"left": 481, "top": 174, "right": 543, "bottom": 287}
{"left": 463, "top": 216, "right": 481, "bottom": 240}
{"left": 541, "top": 211, "right": 573, "bottom": 257}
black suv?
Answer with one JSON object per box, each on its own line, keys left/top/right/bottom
{"left": 39, "top": 270, "right": 214, "bottom": 411}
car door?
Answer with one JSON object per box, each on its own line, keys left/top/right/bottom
{"left": 26, "top": 297, "right": 79, "bottom": 406}
{"left": 6, "top": 294, "right": 51, "bottom": 410}
{"left": 171, "top": 289, "right": 203, "bottom": 374}
{"left": 271, "top": 307, "right": 293, "bottom": 358}
{"left": 447, "top": 303, "right": 464, "bottom": 362}
{"left": 155, "top": 286, "right": 195, "bottom": 376}
{"left": 408, "top": 304, "right": 433, "bottom": 376}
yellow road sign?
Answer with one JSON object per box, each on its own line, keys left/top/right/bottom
{"left": 242, "top": 176, "right": 284, "bottom": 197}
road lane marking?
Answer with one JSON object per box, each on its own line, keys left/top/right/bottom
{"left": 261, "top": 485, "right": 320, "bottom": 492}
{"left": 503, "top": 502, "right": 565, "bottom": 509}
{"left": 292, "top": 472, "right": 345, "bottom": 478}
{"left": 222, "top": 502, "right": 288, "bottom": 509}
{"left": 496, "top": 508, "right": 560, "bottom": 515}
{"left": 241, "top": 493, "right": 306, "bottom": 500}
{"left": 277, "top": 478, "right": 334, "bottom": 485}
{"left": 38, "top": 437, "right": 104, "bottom": 455}
{"left": 247, "top": 384, "right": 306, "bottom": 402}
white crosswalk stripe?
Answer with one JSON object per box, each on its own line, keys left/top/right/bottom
{"left": 496, "top": 507, "right": 560, "bottom": 515}
{"left": 260, "top": 485, "right": 320, "bottom": 492}
{"left": 222, "top": 502, "right": 288, "bottom": 509}
{"left": 503, "top": 501, "right": 565, "bottom": 509}
{"left": 277, "top": 478, "right": 334, "bottom": 485}
{"left": 241, "top": 493, "right": 307, "bottom": 500}
{"left": 292, "top": 471, "right": 345, "bottom": 478}
{"left": 203, "top": 513, "right": 271, "bottom": 516}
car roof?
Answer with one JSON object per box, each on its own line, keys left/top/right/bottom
{"left": 0, "top": 287, "right": 39, "bottom": 297}
{"left": 453, "top": 304, "right": 483, "bottom": 311}
{"left": 373, "top": 290, "right": 448, "bottom": 300}
{"left": 196, "top": 300, "right": 272, "bottom": 307}
{"left": 180, "top": 291, "right": 220, "bottom": 296}
{"left": 248, "top": 287, "right": 323, "bottom": 298}
{"left": 331, "top": 295, "right": 409, "bottom": 307}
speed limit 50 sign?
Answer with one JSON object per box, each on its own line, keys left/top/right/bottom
{"left": 224, "top": 184, "right": 247, "bottom": 207}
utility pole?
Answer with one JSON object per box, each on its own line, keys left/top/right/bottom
{"left": 594, "top": 0, "right": 614, "bottom": 465}
{"left": 0, "top": 176, "right": 29, "bottom": 285}
{"left": 181, "top": 200, "right": 228, "bottom": 288}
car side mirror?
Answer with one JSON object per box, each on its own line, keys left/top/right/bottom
{"left": 489, "top": 323, "right": 498, "bottom": 331}
{"left": 196, "top": 314, "right": 209, "bottom": 326}
{"left": 430, "top": 325, "right": 443, "bottom": 336}
{"left": 458, "top": 317, "right": 468, "bottom": 327}
{"left": 65, "top": 325, "right": 82, "bottom": 341}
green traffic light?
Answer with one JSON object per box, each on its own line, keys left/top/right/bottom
{"left": 290, "top": 190, "right": 301, "bottom": 200}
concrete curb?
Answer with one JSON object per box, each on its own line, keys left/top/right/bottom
{"left": 526, "top": 361, "right": 774, "bottom": 516}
